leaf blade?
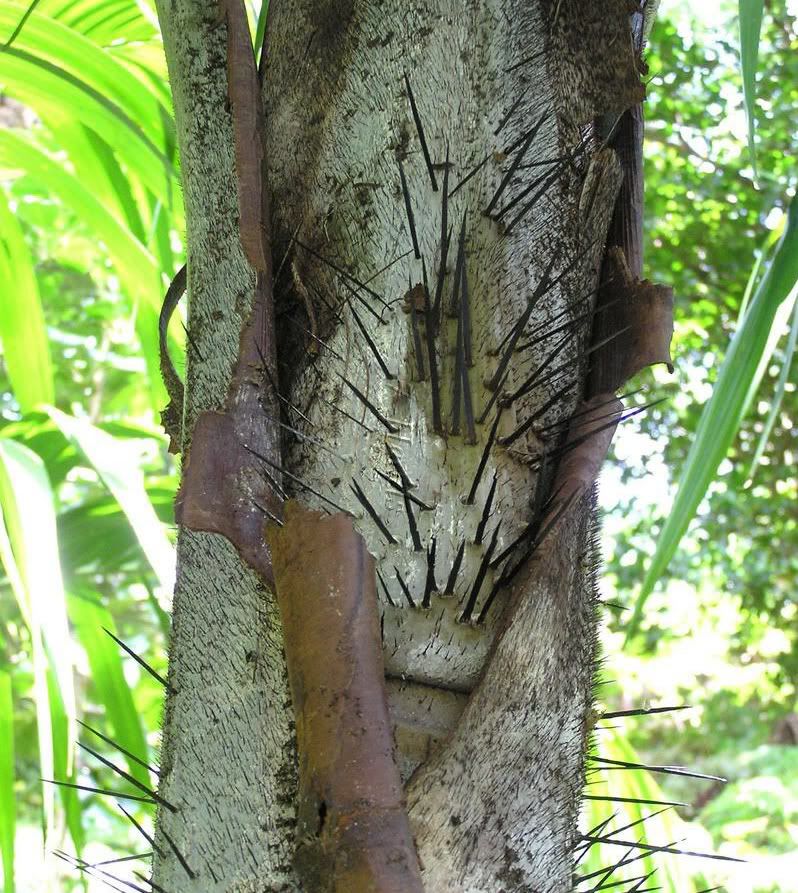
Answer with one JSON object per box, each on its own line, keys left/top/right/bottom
{"left": 628, "top": 198, "right": 798, "bottom": 637}
{"left": 0, "top": 438, "right": 76, "bottom": 842}
{"left": 0, "top": 190, "right": 54, "bottom": 411}
{"left": 0, "top": 671, "right": 14, "bottom": 893}
{"left": 739, "top": 0, "right": 763, "bottom": 175}
{"left": 46, "top": 408, "right": 175, "bottom": 591}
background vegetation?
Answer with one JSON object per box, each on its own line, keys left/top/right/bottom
{"left": 0, "top": 0, "right": 795, "bottom": 890}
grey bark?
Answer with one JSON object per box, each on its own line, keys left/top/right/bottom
{"left": 154, "top": 1, "right": 643, "bottom": 890}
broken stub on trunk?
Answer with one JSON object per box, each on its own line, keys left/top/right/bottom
{"left": 266, "top": 501, "right": 424, "bottom": 893}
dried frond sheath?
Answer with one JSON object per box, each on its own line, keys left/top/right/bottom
{"left": 267, "top": 504, "right": 423, "bottom": 893}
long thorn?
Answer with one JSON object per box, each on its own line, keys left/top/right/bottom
{"left": 77, "top": 743, "right": 175, "bottom": 812}
{"left": 502, "top": 331, "right": 571, "bottom": 406}
{"left": 294, "top": 238, "right": 389, "bottom": 308}
{"left": 350, "top": 480, "right": 397, "bottom": 545}
{"left": 434, "top": 143, "right": 450, "bottom": 320}
{"left": 103, "top": 629, "right": 166, "bottom": 688}
{"left": 54, "top": 851, "right": 149, "bottom": 893}
{"left": 500, "top": 381, "right": 573, "bottom": 447}
{"left": 582, "top": 794, "right": 688, "bottom": 808}
{"left": 244, "top": 444, "right": 349, "bottom": 513}
{"left": 474, "top": 473, "right": 498, "bottom": 545}
{"left": 506, "top": 46, "right": 547, "bottom": 73}
{"left": 394, "top": 565, "right": 416, "bottom": 608}
{"left": 398, "top": 159, "right": 421, "bottom": 259}
{"left": 444, "top": 540, "right": 466, "bottom": 595}
{"left": 404, "top": 73, "right": 438, "bottom": 191}
{"left": 590, "top": 756, "right": 726, "bottom": 783}
{"left": 460, "top": 522, "right": 501, "bottom": 622}
{"left": 493, "top": 93, "right": 525, "bottom": 136}
{"left": 485, "top": 114, "right": 547, "bottom": 216}
{"left": 339, "top": 375, "right": 400, "bottom": 433}
{"left": 422, "top": 257, "right": 443, "bottom": 432}
{"left": 159, "top": 824, "right": 197, "bottom": 878}
{"left": 42, "top": 778, "right": 155, "bottom": 805}
{"left": 483, "top": 252, "right": 558, "bottom": 394}
{"left": 89, "top": 853, "right": 152, "bottom": 868}
{"left": 460, "top": 256, "right": 474, "bottom": 376}
{"left": 580, "top": 835, "right": 744, "bottom": 864}
{"left": 324, "top": 396, "right": 375, "bottom": 433}
{"left": 377, "top": 569, "right": 397, "bottom": 607}
{"left": 78, "top": 720, "right": 158, "bottom": 777}
{"left": 348, "top": 302, "right": 395, "bottom": 379}
{"left": 375, "top": 468, "right": 432, "bottom": 510}
{"left": 133, "top": 873, "right": 169, "bottom": 893}
{"left": 422, "top": 537, "right": 438, "bottom": 608}
{"left": 118, "top": 803, "right": 165, "bottom": 858}
{"left": 466, "top": 409, "right": 503, "bottom": 504}
{"left": 602, "top": 705, "right": 690, "bottom": 720}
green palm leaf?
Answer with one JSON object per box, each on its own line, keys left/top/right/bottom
{"left": 0, "top": 190, "right": 53, "bottom": 411}
{"left": 628, "top": 197, "right": 798, "bottom": 637}
{"left": 739, "top": 0, "right": 764, "bottom": 175}
{"left": 0, "top": 128, "right": 166, "bottom": 407}
{"left": 0, "top": 437, "right": 76, "bottom": 846}
{"left": 47, "top": 408, "right": 175, "bottom": 591}
{"left": 0, "top": 4, "right": 178, "bottom": 208}
{"left": 0, "top": 671, "right": 14, "bottom": 893}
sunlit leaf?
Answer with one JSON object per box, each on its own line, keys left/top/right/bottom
{"left": 628, "top": 197, "right": 798, "bottom": 637}
{"left": 0, "top": 3, "right": 179, "bottom": 210}
{"left": 43, "top": 0, "right": 157, "bottom": 45}
{"left": 0, "top": 128, "right": 166, "bottom": 407}
{"left": 0, "top": 438, "right": 75, "bottom": 843}
{"left": 254, "top": 0, "right": 269, "bottom": 59}
{"left": 69, "top": 593, "right": 152, "bottom": 790}
{"left": 0, "top": 189, "right": 54, "bottom": 411}
{"left": 58, "top": 486, "right": 174, "bottom": 577}
{"left": 47, "top": 408, "right": 175, "bottom": 591}
{"left": 739, "top": 0, "right": 763, "bottom": 175}
{"left": 0, "top": 671, "right": 14, "bottom": 893}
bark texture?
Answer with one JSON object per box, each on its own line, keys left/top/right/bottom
{"left": 153, "top": 3, "right": 295, "bottom": 890}
{"left": 154, "top": 0, "right": 655, "bottom": 890}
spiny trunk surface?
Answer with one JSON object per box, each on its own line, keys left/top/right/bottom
{"left": 154, "top": 0, "right": 645, "bottom": 890}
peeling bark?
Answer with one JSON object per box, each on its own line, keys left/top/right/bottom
{"left": 267, "top": 503, "right": 423, "bottom": 893}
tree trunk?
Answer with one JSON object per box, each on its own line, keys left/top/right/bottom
{"left": 152, "top": 1, "right": 661, "bottom": 890}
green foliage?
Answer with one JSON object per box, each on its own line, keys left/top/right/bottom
{"left": 0, "top": 1, "right": 179, "bottom": 887}
{"left": 699, "top": 746, "right": 798, "bottom": 853}
{"left": 629, "top": 196, "right": 798, "bottom": 636}
{"left": 610, "top": 3, "right": 798, "bottom": 676}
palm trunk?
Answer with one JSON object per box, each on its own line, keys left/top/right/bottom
{"left": 153, "top": 1, "right": 657, "bottom": 890}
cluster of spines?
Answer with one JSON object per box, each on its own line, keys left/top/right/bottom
{"left": 256, "top": 73, "right": 667, "bottom": 628}
{"left": 52, "top": 636, "right": 737, "bottom": 892}
{"left": 49, "top": 630, "right": 194, "bottom": 893}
